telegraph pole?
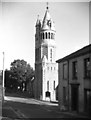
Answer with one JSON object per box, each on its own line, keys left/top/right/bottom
{"left": 2, "top": 52, "right": 5, "bottom": 100}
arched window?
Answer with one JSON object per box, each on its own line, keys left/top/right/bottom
{"left": 51, "top": 33, "right": 53, "bottom": 39}
{"left": 43, "top": 33, "right": 44, "bottom": 39}
{"left": 51, "top": 67, "right": 52, "bottom": 70}
{"left": 48, "top": 32, "right": 50, "bottom": 39}
{"left": 47, "top": 67, "right": 49, "bottom": 70}
{"left": 50, "top": 49, "right": 52, "bottom": 62}
{"left": 47, "top": 81, "right": 49, "bottom": 91}
{"left": 53, "top": 34, "right": 55, "bottom": 39}
{"left": 54, "top": 81, "right": 55, "bottom": 90}
{"left": 54, "top": 67, "right": 55, "bottom": 70}
{"left": 45, "top": 32, "right": 47, "bottom": 39}
{"left": 52, "top": 34, "right": 54, "bottom": 39}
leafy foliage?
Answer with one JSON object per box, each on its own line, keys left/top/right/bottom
{"left": 5, "top": 59, "right": 34, "bottom": 92}
{"left": 10, "top": 60, "right": 34, "bottom": 81}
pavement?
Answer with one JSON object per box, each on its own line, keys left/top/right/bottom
{"left": 4, "top": 96, "right": 58, "bottom": 106}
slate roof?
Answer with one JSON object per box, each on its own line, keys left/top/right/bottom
{"left": 56, "top": 44, "right": 91, "bottom": 63}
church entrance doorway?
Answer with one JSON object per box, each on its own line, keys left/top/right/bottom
{"left": 45, "top": 91, "right": 50, "bottom": 101}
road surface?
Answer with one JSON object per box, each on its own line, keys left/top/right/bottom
{"left": 2, "top": 96, "right": 90, "bottom": 119}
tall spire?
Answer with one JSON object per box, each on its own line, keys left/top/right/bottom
{"left": 42, "top": 2, "right": 55, "bottom": 31}
{"left": 36, "top": 14, "right": 41, "bottom": 26}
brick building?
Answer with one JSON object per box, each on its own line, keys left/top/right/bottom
{"left": 56, "top": 44, "right": 91, "bottom": 114}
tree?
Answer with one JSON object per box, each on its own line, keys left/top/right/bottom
{"left": 5, "top": 69, "right": 18, "bottom": 92}
{"left": 10, "top": 59, "right": 34, "bottom": 92}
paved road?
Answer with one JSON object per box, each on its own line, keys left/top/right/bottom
{"left": 2, "top": 96, "right": 90, "bottom": 119}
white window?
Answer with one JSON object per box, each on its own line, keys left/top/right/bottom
{"left": 54, "top": 81, "right": 55, "bottom": 90}
{"left": 50, "top": 49, "right": 52, "bottom": 62}
{"left": 47, "top": 81, "right": 49, "bottom": 91}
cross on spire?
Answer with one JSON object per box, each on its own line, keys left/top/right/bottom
{"left": 46, "top": 2, "right": 49, "bottom": 10}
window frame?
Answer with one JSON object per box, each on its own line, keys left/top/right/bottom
{"left": 54, "top": 81, "right": 55, "bottom": 90}
{"left": 47, "top": 81, "right": 49, "bottom": 91}
{"left": 45, "top": 32, "right": 47, "bottom": 39}
{"left": 50, "top": 49, "right": 52, "bottom": 62}
{"left": 63, "top": 87, "right": 67, "bottom": 104}
{"left": 63, "top": 63, "right": 67, "bottom": 80}
{"left": 72, "top": 61, "right": 77, "bottom": 80}
{"left": 84, "top": 58, "right": 90, "bottom": 79}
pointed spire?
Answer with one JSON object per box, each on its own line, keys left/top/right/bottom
{"left": 42, "top": 3, "right": 55, "bottom": 31}
{"left": 42, "top": 3, "right": 51, "bottom": 29}
{"left": 36, "top": 15, "right": 40, "bottom": 25}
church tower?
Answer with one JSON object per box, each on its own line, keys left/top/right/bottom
{"left": 34, "top": 4, "right": 58, "bottom": 101}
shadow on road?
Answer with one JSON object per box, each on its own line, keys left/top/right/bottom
{"left": 3, "top": 92, "right": 91, "bottom": 119}
{"left": 5, "top": 91, "right": 32, "bottom": 99}
{"left": 2, "top": 100, "right": 75, "bottom": 119}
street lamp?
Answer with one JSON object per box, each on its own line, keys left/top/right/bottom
{"left": 2, "top": 52, "right": 5, "bottom": 100}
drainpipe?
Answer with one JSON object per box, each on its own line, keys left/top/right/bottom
{"left": 2, "top": 52, "right": 5, "bottom": 101}
{"left": 67, "top": 60, "right": 69, "bottom": 111}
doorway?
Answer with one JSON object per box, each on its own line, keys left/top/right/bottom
{"left": 84, "top": 89, "right": 91, "bottom": 113}
{"left": 71, "top": 85, "right": 79, "bottom": 111}
{"left": 45, "top": 91, "right": 50, "bottom": 101}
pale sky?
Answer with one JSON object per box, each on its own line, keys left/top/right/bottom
{"left": 0, "top": 0, "right": 90, "bottom": 70}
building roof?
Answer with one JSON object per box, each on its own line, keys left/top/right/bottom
{"left": 56, "top": 44, "right": 91, "bottom": 63}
